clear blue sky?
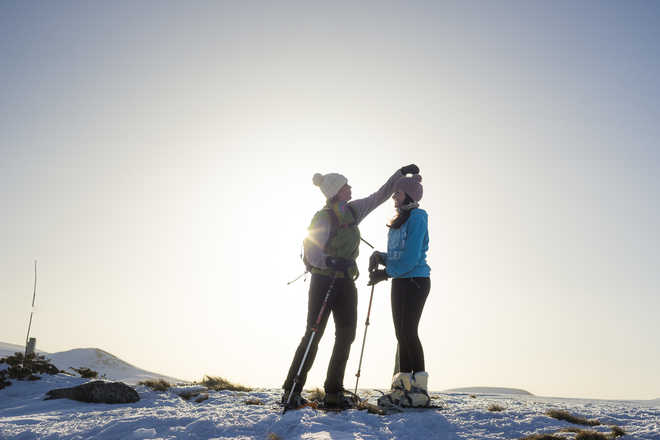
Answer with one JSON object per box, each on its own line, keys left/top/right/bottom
{"left": 2, "top": 1, "right": 660, "bottom": 399}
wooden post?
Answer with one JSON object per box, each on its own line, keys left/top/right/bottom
{"left": 26, "top": 338, "right": 37, "bottom": 356}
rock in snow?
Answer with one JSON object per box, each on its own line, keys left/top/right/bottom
{"left": 45, "top": 380, "right": 140, "bottom": 404}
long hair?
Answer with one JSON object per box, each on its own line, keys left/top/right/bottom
{"left": 388, "top": 193, "right": 415, "bottom": 229}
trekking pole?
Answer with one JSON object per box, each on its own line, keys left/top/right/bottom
{"left": 360, "top": 237, "right": 374, "bottom": 249}
{"left": 354, "top": 283, "right": 376, "bottom": 395}
{"left": 283, "top": 274, "right": 339, "bottom": 415}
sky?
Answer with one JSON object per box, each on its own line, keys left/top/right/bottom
{"left": 2, "top": 0, "right": 660, "bottom": 400}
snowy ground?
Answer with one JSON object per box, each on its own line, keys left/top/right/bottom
{"left": 2, "top": 343, "right": 658, "bottom": 439}
{"left": 1, "top": 373, "right": 659, "bottom": 440}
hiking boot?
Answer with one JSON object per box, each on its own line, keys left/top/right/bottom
{"left": 323, "top": 391, "right": 357, "bottom": 409}
{"left": 281, "top": 390, "right": 308, "bottom": 409}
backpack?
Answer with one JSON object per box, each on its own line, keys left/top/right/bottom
{"left": 302, "top": 204, "right": 357, "bottom": 271}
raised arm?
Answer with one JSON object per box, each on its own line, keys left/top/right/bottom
{"left": 349, "top": 164, "right": 418, "bottom": 224}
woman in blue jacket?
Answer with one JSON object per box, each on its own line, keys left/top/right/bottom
{"left": 368, "top": 174, "right": 431, "bottom": 407}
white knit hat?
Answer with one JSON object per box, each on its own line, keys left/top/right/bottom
{"left": 313, "top": 172, "right": 348, "bottom": 199}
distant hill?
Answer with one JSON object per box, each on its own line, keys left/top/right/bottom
{"left": 445, "top": 386, "right": 534, "bottom": 396}
{"left": 1, "top": 342, "right": 181, "bottom": 385}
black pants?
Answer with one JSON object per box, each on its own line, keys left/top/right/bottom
{"left": 392, "top": 277, "right": 430, "bottom": 373}
{"left": 283, "top": 273, "right": 357, "bottom": 394}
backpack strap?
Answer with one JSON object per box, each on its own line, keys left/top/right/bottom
{"left": 320, "top": 204, "right": 357, "bottom": 253}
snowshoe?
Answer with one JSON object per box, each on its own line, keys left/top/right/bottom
{"left": 322, "top": 390, "right": 359, "bottom": 410}
{"left": 281, "top": 390, "right": 308, "bottom": 410}
{"left": 377, "top": 372, "right": 431, "bottom": 409}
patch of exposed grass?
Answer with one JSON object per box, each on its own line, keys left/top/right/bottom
{"left": 139, "top": 379, "right": 171, "bottom": 392}
{"left": 0, "top": 353, "right": 60, "bottom": 388}
{"left": 178, "top": 390, "right": 209, "bottom": 403}
{"left": 558, "top": 426, "right": 625, "bottom": 440}
{"left": 244, "top": 398, "right": 264, "bottom": 405}
{"left": 519, "top": 434, "right": 564, "bottom": 440}
{"left": 559, "top": 427, "right": 582, "bottom": 433}
{"left": 267, "top": 434, "right": 282, "bottom": 440}
{"left": 610, "top": 426, "right": 626, "bottom": 438}
{"left": 178, "top": 390, "right": 197, "bottom": 400}
{"left": 547, "top": 409, "right": 600, "bottom": 427}
{"left": 200, "top": 375, "right": 252, "bottom": 392}
{"left": 70, "top": 367, "right": 98, "bottom": 379}
{"left": 488, "top": 403, "right": 505, "bottom": 412}
{"left": 574, "top": 431, "right": 609, "bottom": 440}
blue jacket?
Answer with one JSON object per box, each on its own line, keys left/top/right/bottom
{"left": 385, "top": 208, "right": 431, "bottom": 278}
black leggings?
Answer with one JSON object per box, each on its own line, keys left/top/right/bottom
{"left": 392, "top": 277, "right": 430, "bottom": 373}
{"left": 283, "top": 274, "right": 357, "bottom": 394}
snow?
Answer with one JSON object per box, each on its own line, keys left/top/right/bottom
{"left": 2, "top": 376, "right": 660, "bottom": 439}
{"left": 2, "top": 344, "right": 660, "bottom": 439}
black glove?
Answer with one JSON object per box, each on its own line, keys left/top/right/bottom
{"left": 368, "top": 251, "right": 386, "bottom": 272}
{"left": 367, "top": 269, "right": 389, "bottom": 286}
{"left": 400, "top": 164, "right": 419, "bottom": 175}
{"left": 326, "top": 256, "right": 355, "bottom": 272}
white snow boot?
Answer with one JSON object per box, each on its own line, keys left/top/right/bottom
{"left": 377, "top": 371, "right": 430, "bottom": 408}
{"left": 409, "top": 371, "right": 431, "bottom": 407}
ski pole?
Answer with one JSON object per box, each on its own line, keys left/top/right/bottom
{"left": 360, "top": 237, "right": 374, "bottom": 249}
{"left": 353, "top": 283, "right": 375, "bottom": 395}
{"left": 283, "top": 273, "right": 338, "bottom": 415}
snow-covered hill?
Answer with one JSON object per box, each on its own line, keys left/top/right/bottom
{"left": 445, "top": 386, "right": 534, "bottom": 396}
{"left": 1, "top": 342, "right": 181, "bottom": 384}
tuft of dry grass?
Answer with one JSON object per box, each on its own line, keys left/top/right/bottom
{"left": 546, "top": 409, "right": 600, "bottom": 427}
{"left": 70, "top": 367, "right": 98, "bottom": 379}
{"left": 559, "top": 427, "right": 582, "bottom": 433}
{"left": 574, "top": 431, "right": 609, "bottom": 440}
{"left": 200, "top": 375, "right": 252, "bottom": 392}
{"left": 178, "top": 391, "right": 197, "bottom": 400}
{"left": 177, "top": 390, "right": 209, "bottom": 403}
{"left": 610, "top": 426, "right": 626, "bottom": 438}
{"left": 267, "top": 434, "right": 282, "bottom": 440}
{"left": 194, "top": 393, "right": 209, "bottom": 403}
{"left": 558, "top": 426, "right": 626, "bottom": 440}
{"left": 519, "top": 434, "right": 564, "bottom": 440}
{"left": 244, "top": 398, "right": 264, "bottom": 405}
{"left": 488, "top": 403, "right": 505, "bottom": 412}
{"left": 139, "top": 379, "right": 171, "bottom": 392}
{"left": 524, "top": 424, "right": 626, "bottom": 440}
{"left": 305, "top": 388, "right": 325, "bottom": 401}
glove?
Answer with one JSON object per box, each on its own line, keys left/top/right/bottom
{"left": 368, "top": 251, "right": 386, "bottom": 272}
{"left": 400, "top": 164, "right": 419, "bottom": 175}
{"left": 367, "top": 269, "right": 389, "bottom": 286}
{"left": 326, "top": 256, "right": 355, "bottom": 272}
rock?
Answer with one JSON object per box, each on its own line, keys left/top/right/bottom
{"left": 46, "top": 380, "right": 140, "bottom": 404}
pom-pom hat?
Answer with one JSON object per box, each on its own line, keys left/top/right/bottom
{"left": 313, "top": 172, "right": 348, "bottom": 199}
{"left": 395, "top": 174, "right": 423, "bottom": 202}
